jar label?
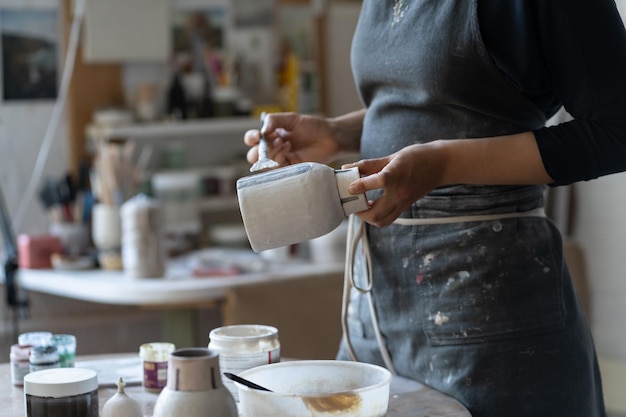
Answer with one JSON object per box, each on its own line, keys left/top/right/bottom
{"left": 143, "top": 360, "right": 168, "bottom": 390}
{"left": 11, "top": 361, "right": 30, "bottom": 386}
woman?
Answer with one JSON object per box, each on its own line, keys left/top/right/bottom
{"left": 244, "top": 1, "right": 626, "bottom": 415}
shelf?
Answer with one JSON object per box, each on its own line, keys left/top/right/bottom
{"left": 198, "top": 196, "right": 240, "bottom": 212}
{"left": 86, "top": 117, "right": 259, "bottom": 142}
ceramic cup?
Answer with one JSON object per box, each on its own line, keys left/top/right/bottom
{"left": 91, "top": 204, "right": 121, "bottom": 251}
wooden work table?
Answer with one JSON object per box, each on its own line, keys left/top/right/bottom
{"left": 0, "top": 353, "right": 471, "bottom": 417}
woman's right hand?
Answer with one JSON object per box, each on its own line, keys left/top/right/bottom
{"left": 243, "top": 112, "right": 347, "bottom": 167}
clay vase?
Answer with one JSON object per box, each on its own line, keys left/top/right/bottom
{"left": 153, "top": 348, "right": 238, "bottom": 417}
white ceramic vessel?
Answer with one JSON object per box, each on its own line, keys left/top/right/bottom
{"left": 237, "top": 162, "right": 368, "bottom": 252}
{"left": 153, "top": 348, "right": 238, "bottom": 417}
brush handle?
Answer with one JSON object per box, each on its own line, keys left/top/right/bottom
{"left": 258, "top": 112, "right": 269, "bottom": 160}
{"left": 223, "top": 372, "right": 272, "bottom": 392}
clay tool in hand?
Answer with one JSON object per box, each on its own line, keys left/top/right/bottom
{"left": 250, "top": 112, "right": 280, "bottom": 172}
{"left": 223, "top": 372, "right": 273, "bottom": 392}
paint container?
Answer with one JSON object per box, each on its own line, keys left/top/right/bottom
{"left": 24, "top": 368, "right": 99, "bottom": 417}
{"left": 208, "top": 324, "right": 280, "bottom": 401}
{"left": 10, "top": 344, "right": 31, "bottom": 387}
{"left": 236, "top": 162, "right": 368, "bottom": 252}
{"left": 52, "top": 334, "right": 77, "bottom": 368}
{"left": 29, "top": 345, "right": 60, "bottom": 373}
{"left": 17, "top": 235, "right": 63, "bottom": 269}
{"left": 139, "top": 342, "right": 175, "bottom": 392}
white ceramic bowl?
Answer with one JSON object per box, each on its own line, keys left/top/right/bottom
{"left": 235, "top": 360, "right": 392, "bottom": 417}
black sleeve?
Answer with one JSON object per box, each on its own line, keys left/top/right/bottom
{"left": 479, "top": 0, "right": 626, "bottom": 185}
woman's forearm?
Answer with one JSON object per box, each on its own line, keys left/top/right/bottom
{"left": 328, "top": 109, "right": 366, "bottom": 153}
{"left": 437, "top": 132, "right": 554, "bottom": 186}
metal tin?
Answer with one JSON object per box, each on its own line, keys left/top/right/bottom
{"left": 208, "top": 324, "right": 280, "bottom": 401}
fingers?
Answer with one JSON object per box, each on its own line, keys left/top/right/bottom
{"left": 244, "top": 112, "right": 297, "bottom": 164}
{"left": 344, "top": 158, "right": 389, "bottom": 194}
{"left": 356, "top": 196, "right": 403, "bottom": 227}
{"left": 262, "top": 112, "right": 298, "bottom": 135}
{"left": 246, "top": 136, "right": 292, "bottom": 165}
{"left": 269, "top": 138, "right": 292, "bottom": 166}
{"left": 244, "top": 128, "right": 261, "bottom": 147}
{"left": 343, "top": 157, "right": 408, "bottom": 227}
{"left": 348, "top": 172, "right": 385, "bottom": 195}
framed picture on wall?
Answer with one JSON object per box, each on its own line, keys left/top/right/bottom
{"left": 0, "top": 8, "right": 58, "bottom": 101}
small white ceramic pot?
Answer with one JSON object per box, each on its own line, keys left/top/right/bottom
{"left": 153, "top": 348, "right": 238, "bottom": 417}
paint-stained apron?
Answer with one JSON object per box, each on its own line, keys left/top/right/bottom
{"left": 337, "top": 1, "right": 607, "bottom": 416}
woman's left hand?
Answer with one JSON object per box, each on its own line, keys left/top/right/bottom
{"left": 344, "top": 142, "right": 446, "bottom": 227}
{"left": 345, "top": 132, "right": 552, "bottom": 227}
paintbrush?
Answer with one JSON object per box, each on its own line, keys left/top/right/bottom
{"left": 250, "top": 112, "right": 280, "bottom": 173}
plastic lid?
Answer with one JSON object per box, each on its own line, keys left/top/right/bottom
{"left": 334, "top": 167, "right": 369, "bottom": 215}
{"left": 139, "top": 342, "right": 175, "bottom": 362}
{"left": 18, "top": 332, "right": 53, "bottom": 347}
{"left": 209, "top": 324, "right": 278, "bottom": 342}
{"left": 24, "top": 368, "right": 98, "bottom": 397}
{"left": 10, "top": 344, "right": 31, "bottom": 358}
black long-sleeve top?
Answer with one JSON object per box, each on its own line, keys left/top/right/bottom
{"left": 477, "top": 0, "right": 626, "bottom": 185}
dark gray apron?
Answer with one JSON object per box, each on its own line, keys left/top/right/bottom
{"left": 337, "top": 1, "right": 606, "bottom": 416}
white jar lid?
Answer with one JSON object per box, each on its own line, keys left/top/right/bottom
{"left": 24, "top": 368, "right": 98, "bottom": 397}
{"left": 209, "top": 324, "right": 278, "bottom": 342}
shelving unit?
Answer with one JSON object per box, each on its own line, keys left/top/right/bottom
{"left": 86, "top": 116, "right": 258, "bottom": 143}
{"left": 87, "top": 117, "right": 255, "bottom": 223}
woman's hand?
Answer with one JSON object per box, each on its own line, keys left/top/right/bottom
{"left": 345, "top": 142, "right": 447, "bottom": 227}
{"left": 345, "top": 132, "right": 552, "bottom": 227}
{"left": 243, "top": 110, "right": 364, "bottom": 167}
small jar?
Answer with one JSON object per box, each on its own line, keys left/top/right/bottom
{"left": 208, "top": 324, "right": 280, "bottom": 401}
{"left": 10, "top": 344, "right": 32, "bottom": 386}
{"left": 24, "top": 368, "right": 99, "bottom": 417}
{"left": 29, "top": 345, "right": 60, "bottom": 372}
{"left": 139, "top": 342, "right": 175, "bottom": 392}
{"left": 52, "top": 334, "right": 77, "bottom": 368}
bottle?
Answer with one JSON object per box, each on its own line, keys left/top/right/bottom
{"left": 120, "top": 194, "right": 166, "bottom": 278}
{"left": 10, "top": 344, "right": 31, "bottom": 386}
{"left": 167, "top": 72, "right": 187, "bottom": 120}
{"left": 236, "top": 162, "right": 368, "bottom": 252}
